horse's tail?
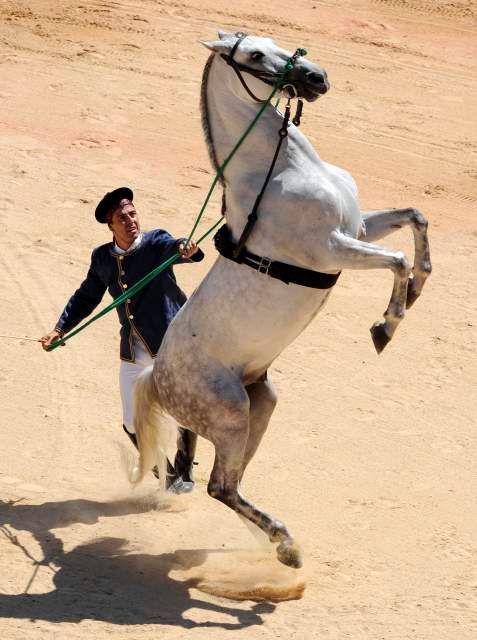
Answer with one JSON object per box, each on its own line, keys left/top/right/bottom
{"left": 128, "top": 365, "right": 177, "bottom": 488}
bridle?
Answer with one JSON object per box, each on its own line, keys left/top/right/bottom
{"left": 213, "top": 33, "right": 340, "bottom": 290}
{"left": 218, "top": 32, "right": 307, "bottom": 256}
{"left": 220, "top": 32, "right": 301, "bottom": 104}
{"left": 219, "top": 33, "right": 298, "bottom": 251}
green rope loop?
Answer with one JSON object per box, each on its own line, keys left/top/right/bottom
{"left": 47, "top": 47, "right": 306, "bottom": 352}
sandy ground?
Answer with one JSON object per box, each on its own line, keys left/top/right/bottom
{"left": 0, "top": 0, "right": 476, "bottom": 638}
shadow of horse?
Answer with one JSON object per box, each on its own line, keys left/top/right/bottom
{"left": 0, "top": 498, "right": 274, "bottom": 628}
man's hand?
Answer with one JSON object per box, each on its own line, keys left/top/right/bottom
{"left": 178, "top": 240, "right": 200, "bottom": 259}
{"left": 39, "top": 330, "right": 64, "bottom": 351}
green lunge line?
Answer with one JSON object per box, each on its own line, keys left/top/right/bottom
{"left": 47, "top": 49, "right": 304, "bottom": 352}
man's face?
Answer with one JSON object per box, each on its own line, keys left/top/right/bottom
{"left": 108, "top": 199, "right": 141, "bottom": 247}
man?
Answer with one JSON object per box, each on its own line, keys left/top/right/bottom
{"left": 40, "top": 187, "right": 203, "bottom": 492}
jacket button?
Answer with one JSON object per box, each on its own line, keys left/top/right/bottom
{"left": 128, "top": 314, "right": 134, "bottom": 320}
{"left": 121, "top": 270, "right": 125, "bottom": 275}
{"left": 127, "top": 299, "right": 131, "bottom": 303}
{"left": 123, "top": 283, "right": 128, "bottom": 288}
{"left": 118, "top": 255, "right": 124, "bottom": 261}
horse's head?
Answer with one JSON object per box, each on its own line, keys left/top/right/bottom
{"left": 202, "top": 31, "right": 329, "bottom": 103}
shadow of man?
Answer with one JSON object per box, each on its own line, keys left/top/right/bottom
{"left": 0, "top": 498, "right": 274, "bottom": 628}
{"left": 0, "top": 494, "right": 164, "bottom": 569}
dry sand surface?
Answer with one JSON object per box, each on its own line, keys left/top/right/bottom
{"left": 1, "top": 0, "right": 476, "bottom": 638}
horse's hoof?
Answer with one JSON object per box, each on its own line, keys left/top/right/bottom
{"left": 370, "top": 322, "right": 391, "bottom": 354}
{"left": 277, "top": 540, "right": 303, "bottom": 569}
{"left": 406, "top": 279, "right": 420, "bottom": 308}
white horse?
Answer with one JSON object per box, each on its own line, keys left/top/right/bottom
{"left": 131, "top": 31, "right": 431, "bottom": 568}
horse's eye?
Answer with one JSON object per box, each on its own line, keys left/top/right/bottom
{"left": 250, "top": 51, "right": 264, "bottom": 61}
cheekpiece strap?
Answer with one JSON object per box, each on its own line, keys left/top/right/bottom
{"left": 229, "top": 32, "right": 248, "bottom": 61}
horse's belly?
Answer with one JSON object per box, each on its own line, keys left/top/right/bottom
{"left": 160, "top": 262, "right": 332, "bottom": 382}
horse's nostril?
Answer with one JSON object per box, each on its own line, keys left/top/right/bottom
{"left": 306, "top": 71, "right": 326, "bottom": 85}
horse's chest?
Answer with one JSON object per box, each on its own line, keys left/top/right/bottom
{"left": 266, "top": 169, "right": 357, "bottom": 227}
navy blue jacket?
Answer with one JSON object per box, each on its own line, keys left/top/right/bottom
{"left": 55, "top": 230, "right": 204, "bottom": 362}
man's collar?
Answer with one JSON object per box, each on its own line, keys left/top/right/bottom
{"left": 113, "top": 233, "right": 144, "bottom": 255}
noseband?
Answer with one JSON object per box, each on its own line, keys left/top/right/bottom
{"left": 220, "top": 32, "right": 299, "bottom": 103}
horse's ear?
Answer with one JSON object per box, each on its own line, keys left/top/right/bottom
{"left": 218, "top": 30, "right": 234, "bottom": 40}
{"left": 201, "top": 39, "right": 232, "bottom": 53}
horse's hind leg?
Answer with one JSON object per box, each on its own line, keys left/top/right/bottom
{"left": 240, "top": 376, "right": 278, "bottom": 481}
{"left": 206, "top": 389, "right": 300, "bottom": 568}
{"left": 235, "top": 377, "right": 280, "bottom": 544}
{"left": 361, "top": 207, "right": 431, "bottom": 308}
{"left": 329, "top": 231, "right": 412, "bottom": 353}
{"left": 208, "top": 448, "right": 302, "bottom": 568}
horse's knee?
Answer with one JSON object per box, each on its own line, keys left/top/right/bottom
{"left": 407, "top": 207, "right": 428, "bottom": 231}
{"left": 392, "top": 252, "right": 411, "bottom": 278}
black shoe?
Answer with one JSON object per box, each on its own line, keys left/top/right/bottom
{"left": 166, "top": 475, "right": 195, "bottom": 494}
{"left": 167, "top": 431, "right": 197, "bottom": 494}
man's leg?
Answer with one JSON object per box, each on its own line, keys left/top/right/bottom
{"left": 168, "top": 428, "right": 197, "bottom": 493}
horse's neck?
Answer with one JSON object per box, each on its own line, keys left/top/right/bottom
{"left": 204, "top": 58, "right": 323, "bottom": 235}
{"left": 205, "top": 60, "right": 284, "bottom": 164}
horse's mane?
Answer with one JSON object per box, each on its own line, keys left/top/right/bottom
{"left": 200, "top": 53, "right": 225, "bottom": 186}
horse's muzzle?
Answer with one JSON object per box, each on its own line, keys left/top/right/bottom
{"left": 306, "top": 71, "right": 329, "bottom": 92}
{"left": 286, "top": 65, "right": 330, "bottom": 102}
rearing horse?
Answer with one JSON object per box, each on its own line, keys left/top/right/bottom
{"left": 131, "top": 31, "right": 431, "bottom": 568}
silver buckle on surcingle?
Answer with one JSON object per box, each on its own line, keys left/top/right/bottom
{"left": 258, "top": 256, "right": 272, "bottom": 274}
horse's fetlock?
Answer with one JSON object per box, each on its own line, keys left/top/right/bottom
{"left": 383, "top": 313, "right": 398, "bottom": 329}
{"left": 422, "top": 260, "right": 432, "bottom": 275}
{"left": 269, "top": 520, "right": 288, "bottom": 542}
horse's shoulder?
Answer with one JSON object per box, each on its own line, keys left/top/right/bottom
{"left": 322, "top": 161, "right": 358, "bottom": 195}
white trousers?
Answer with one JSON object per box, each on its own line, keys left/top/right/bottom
{"left": 119, "top": 337, "right": 154, "bottom": 434}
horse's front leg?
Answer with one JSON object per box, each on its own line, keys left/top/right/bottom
{"left": 329, "top": 231, "right": 412, "bottom": 353}
{"left": 360, "top": 208, "right": 432, "bottom": 308}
